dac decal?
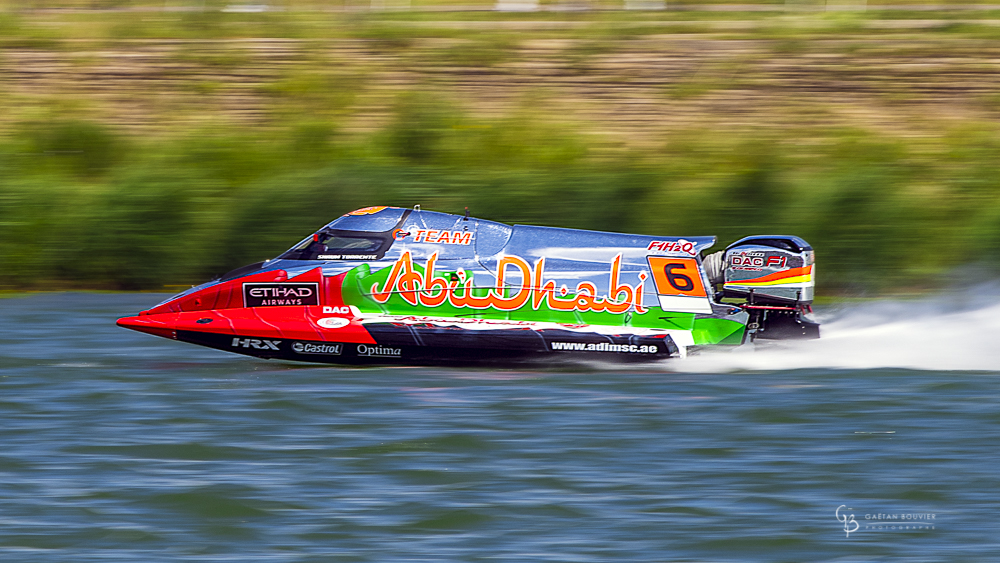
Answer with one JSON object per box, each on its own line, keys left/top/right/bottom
{"left": 729, "top": 252, "right": 787, "bottom": 271}
{"left": 243, "top": 283, "right": 319, "bottom": 307}
{"left": 322, "top": 306, "right": 353, "bottom": 315}
{"left": 369, "top": 252, "right": 647, "bottom": 314}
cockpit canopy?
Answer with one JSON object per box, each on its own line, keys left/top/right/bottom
{"left": 278, "top": 206, "right": 504, "bottom": 262}
{"left": 275, "top": 205, "right": 715, "bottom": 266}
{"left": 280, "top": 232, "right": 389, "bottom": 261}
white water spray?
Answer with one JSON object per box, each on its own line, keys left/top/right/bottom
{"left": 677, "top": 288, "right": 1000, "bottom": 373}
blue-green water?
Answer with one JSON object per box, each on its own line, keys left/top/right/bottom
{"left": 2, "top": 293, "right": 998, "bottom": 561}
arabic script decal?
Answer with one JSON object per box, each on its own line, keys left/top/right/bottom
{"left": 369, "top": 252, "right": 647, "bottom": 314}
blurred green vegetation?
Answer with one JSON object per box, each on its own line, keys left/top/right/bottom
{"left": 4, "top": 5, "right": 1000, "bottom": 293}
{"left": 4, "top": 111, "right": 1000, "bottom": 292}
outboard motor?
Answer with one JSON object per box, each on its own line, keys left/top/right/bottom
{"left": 720, "top": 235, "right": 819, "bottom": 340}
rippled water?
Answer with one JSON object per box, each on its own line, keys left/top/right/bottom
{"left": 2, "top": 293, "right": 999, "bottom": 561}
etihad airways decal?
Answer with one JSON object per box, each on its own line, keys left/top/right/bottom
{"left": 369, "top": 251, "right": 648, "bottom": 314}
{"left": 244, "top": 283, "right": 319, "bottom": 307}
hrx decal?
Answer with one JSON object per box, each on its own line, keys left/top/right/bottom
{"left": 232, "top": 338, "right": 281, "bottom": 350}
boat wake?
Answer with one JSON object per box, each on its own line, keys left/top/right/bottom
{"left": 677, "top": 286, "right": 1000, "bottom": 373}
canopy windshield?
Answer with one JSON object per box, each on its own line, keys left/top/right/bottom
{"left": 279, "top": 232, "right": 387, "bottom": 261}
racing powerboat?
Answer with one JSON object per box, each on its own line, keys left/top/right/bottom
{"left": 117, "top": 206, "right": 818, "bottom": 365}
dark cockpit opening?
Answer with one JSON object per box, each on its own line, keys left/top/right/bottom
{"left": 278, "top": 230, "right": 390, "bottom": 261}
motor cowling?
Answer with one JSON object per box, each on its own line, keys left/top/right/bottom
{"left": 721, "top": 235, "right": 814, "bottom": 306}
{"left": 716, "top": 236, "right": 818, "bottom": 341}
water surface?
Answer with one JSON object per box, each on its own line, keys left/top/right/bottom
{"left": 1, "top": 293, "right": 998, "bottom": 561}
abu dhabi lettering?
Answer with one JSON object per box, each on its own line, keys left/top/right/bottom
{"left": 369, "top": 252, "right": 647, "bottom": 314}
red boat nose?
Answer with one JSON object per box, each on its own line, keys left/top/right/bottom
{"left": 116, "top": 315, "right": 178, "bottom": 340}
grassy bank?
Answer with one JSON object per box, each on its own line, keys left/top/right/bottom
{"left": 3, "top": 7, "right": 1000, "bottom": 292}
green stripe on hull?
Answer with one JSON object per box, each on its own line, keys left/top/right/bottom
{"left": 339, "top": 263, "right": 746, "bottom": 345}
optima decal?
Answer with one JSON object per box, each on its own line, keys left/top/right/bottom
{"left": 369, "top": 252, "right": 647, "bottom": 314}
{"left": 356, "top": 344, "right": 401, "bottom": 358}
{"left": 244, "top": 283, "right": 320, "bottom": 307}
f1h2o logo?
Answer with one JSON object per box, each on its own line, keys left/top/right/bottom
{"left": 231, "top": 338, "right": 281, "bottom": 350}
{"left": 836, "top": 505, "right": 859, "bottom": 538}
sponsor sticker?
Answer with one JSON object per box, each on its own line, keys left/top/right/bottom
{"left": 371, "top": 251, "right": 646, "bottom": 315}
{"left": 322, "top": 306, "right": 353, "bottom": 315}
{"left": 646, "top": 256, "right": 713, "bottom": 314}
{"left": 647, "top": 240, "right": 698, "bottom": 256}
{"left": 243, "top": 283, "right": 319, "bottom": 307}
{"left": 292, "top": 342, "right": 343, "bottom": 355}
{"left": 410, "top": 229, "right": 473, "bottom": 245}
{"left": 347, "top": 206, "right": 388, "bottom": 216}
{"left": 231, "top": 338, "right": 281, "bottom": 350}
{"left": 729, "top": 252, "right": 788, "bottom": 271}
{"left": 550, "top": 342, "right": 658, "bottom": 354}
{"left": 317, "top": 254, "right": 379, "bottom": 261}
{"left": 317, "top": 317, "right": 351, "bottom": 329}
{"left": 356, "top": 344, "right": 402, "bottom": 358}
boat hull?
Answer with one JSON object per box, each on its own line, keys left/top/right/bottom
{"left": 172, "top": 325, "right": 679, "bottom": 367}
